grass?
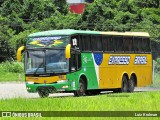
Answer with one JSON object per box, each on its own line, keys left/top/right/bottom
{"left": 0, "top": 61, "right": 25, "bottom": 82}
{"left": 0, "top": 92, "right": 160, "bottom": 111}
{"left": 0, "top": 72, "right": 25, "bottom": 82}
{"left": 0, "top": 92, "right": 160, "bottom": 119}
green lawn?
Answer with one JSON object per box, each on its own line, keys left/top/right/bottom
{"left": 0, "top": 92, "right": 160, "bottom": 119}
{"left": 0, "top": 72, "right": 25, "bottom": 82}
{"left": 0, "top": 61, "right": 25, "bottom": 82}
{"left": 0, "top": 92, "right": 160, "bottom": 111}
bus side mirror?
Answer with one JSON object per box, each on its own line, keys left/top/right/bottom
{"left": 17, "top": 46, "right": 25, "bottom": 62}
{"left": 65, "top": 44, "right": 71, "bottom": 59}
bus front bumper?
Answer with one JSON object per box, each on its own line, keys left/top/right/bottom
{"left": 26, "top": 82, "right": 69, "bottom": 93}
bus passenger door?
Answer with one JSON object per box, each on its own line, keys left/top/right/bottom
{"left": 70, "top": 51, "right": 81, "bottom": 72}
{"left": 69, "top": 50, "right": 81, "bottom": 89}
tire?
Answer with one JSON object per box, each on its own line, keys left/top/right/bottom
{"left": 38, "top": 87, "right": 49, "bottom": 98}
{"left": 128, "top": 76, "right": 135, "bottom": 92}
{"left": 74, "top": 78, "right": 86, "bottom": 97}
{"left": 118, "top": 76, "right": 128, "bottom": 93}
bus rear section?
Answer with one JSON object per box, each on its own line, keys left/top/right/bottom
{"left": 98, "top": 54, "right": 152, "bottom": 91}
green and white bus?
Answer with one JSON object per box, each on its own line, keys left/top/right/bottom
{"left": 17, "top": 29, "right": 152, "bottom": 97}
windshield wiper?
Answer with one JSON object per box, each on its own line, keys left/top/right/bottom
{"left": 34, "top": 62, "right": 44, "bottom": 74}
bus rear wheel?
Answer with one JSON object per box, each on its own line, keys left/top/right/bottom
{"left": 38, "top": 87, "right": 49, "bottom": 98}
{"left": 128, "top": 76, "right": 135, "bottom": 92}
{"left": 74, "top": 78, "right": 86, "bottom": 97}
{"left": 118, "top": 76, "right": 128, "bottom": 93}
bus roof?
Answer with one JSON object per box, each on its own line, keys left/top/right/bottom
{"left": 28, "top": 29, "right": 150, "bottom": 37}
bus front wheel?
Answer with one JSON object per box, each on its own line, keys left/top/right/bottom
{"left": 38, "top": 87, "right": 49, "bottom": 98}
{"left": 74, "top": 78, "right": 86, "bottom": 97}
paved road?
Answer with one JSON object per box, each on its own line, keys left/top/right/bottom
{"left": 0, "top": 82, "right": 73, "bottom": 99}
{"left": 0, "top": 82, "right": 160, "bottom": 99}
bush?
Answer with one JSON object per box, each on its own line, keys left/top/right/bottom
{"left": 0, "top": 61, "right": 24, "bottom": 73}
{"left": 155, "top": 58, "right": 160, "bottom": 73}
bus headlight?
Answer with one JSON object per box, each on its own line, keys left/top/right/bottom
{"left": 62, "top": 85, "right": 69, "bottom": 88}
{"left": 26, "top": 82, "right": 34, "bottom": 84}
{"left": 57, "top": 80, "right": 67, "bottom": 83}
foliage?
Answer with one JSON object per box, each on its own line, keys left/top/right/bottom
{"left": 0, "top": 15, "right": 15, "bottom": 62}
{"left": 0, "top": 61, "right": 24, "bottom": 82}
{"left": 152, "top": 72, "right": 160, "bottom": 88}
{"left": 1, "top": 0, "right": 68, "bottom": 33}
{"left": 0, "top": 61, "right": 24, "bottom": 73}
{"left": 155, "top": 58, "right": 160, "bottom": 73}
{"left": 0, "top": 72, "right": 25, "bottom": 82}
{"left": 0, "top": 0, "right": 160, "bottom": 61}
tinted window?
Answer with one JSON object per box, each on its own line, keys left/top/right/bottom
{"left": 123, "top": 37, "right": 133, "bottom": 52}
{"left": 142, "top": 38, "right": 151, "bottom": 52}
{"left": 133, "top": 37, "right": 143, "bottom": 52}
{"left": 71, "top": 53, "right": 76, "bottom": 71}
{"left": 80, "top": 35, "right": 91, "bottom": 51}
{"left": 113, "top": 36, "right": 123, "bottom": 51}
{"left": 70, "top": 51, "right": 81, "bottom": 71}
{"left": 102, "top": 36, "right": 114, "bottom": 51}
{"left": 91, "top": 36, "right": 103, "bottom": 51}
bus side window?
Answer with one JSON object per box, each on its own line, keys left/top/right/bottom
{"left": 102, "top": 36, "right": 114, "bottom": 52}
{"left": 133, "top": 37, "right": 137, "bottom": 52}
{"left": 113, "top": 36, "right": 123, "bottom": 52}
{"left": 143, "top": 38, "right": 151, "bottom": 53}
{"left": 91, "top": 36, "right": 103, "bottom": 52}
{"left": 71, "top": 53, "right": 76, "bottom": 71}
{"left": 134, "top": 37, "right": 142, "bottom": 53}
{"left": 138, "top": 38, "right": 143, "bottom": 52}
{"left": 102, "top": 36, "right": 107, "bottom": 51}
{"left": 81, "top": 35, "right": 91, "bottom": 52}
{"left": 123, "top": 37, "right": 133, "bottom": 52}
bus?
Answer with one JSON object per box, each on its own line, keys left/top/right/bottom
{"left": 17, "top": 29, "right": 152, "bottom": 97}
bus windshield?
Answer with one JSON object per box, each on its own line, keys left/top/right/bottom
{"left": 26, "top": 36, "right": 69, "bottom": 48}
{"left": 25, "top": 49, "right": 69, "bottom": 74}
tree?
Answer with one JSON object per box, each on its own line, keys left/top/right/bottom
{"left": 1, "top": 0, "right": 68, "bottom": 34}
{"left": 0, "top": 15, "right": 15, "bottom": 62}
{"left": 0, "top": 0, "right": 160, "bottom": 62}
